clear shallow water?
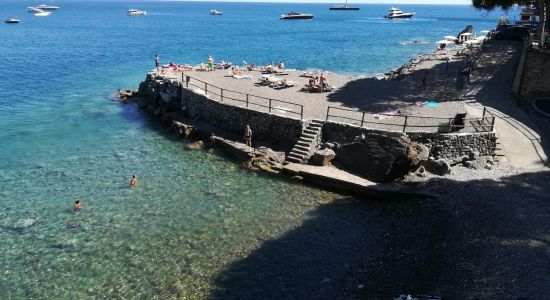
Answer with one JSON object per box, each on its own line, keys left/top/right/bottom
{"left": 0, "top": 1, "right": 507, "bottom": 298}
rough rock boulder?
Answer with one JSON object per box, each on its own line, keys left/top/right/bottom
{"left": 333, "top": 133, "right": 424, "bottom": 182}
{"left": 310, "top": 148, "right": 336, "bottom": 166}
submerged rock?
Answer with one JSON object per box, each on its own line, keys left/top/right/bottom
{"left": 9, "top": 218, "right": 37, "bottom": 231}
{"left": 185, "top": 141, "right": 204, "bottom": 150}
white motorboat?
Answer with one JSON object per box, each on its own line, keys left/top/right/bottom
{"left": 210, "top": 10, "right": 223, "bottom": 15}
{"left": 128, "top": 9, "right": 147, "bottom": 16}
{"left": 27, "top": 7, "right": 43, "bottom": 13}
{"left": 36, "top": 4, "right": 60, "bottom": 10}
{"left": 34, "top": 11, "right": 52, "bottom": 17}
{"left": 384, "top": 7, "right": 415, "bottom": 19}
{"left": 280, "top": 12, "right": 314, "bottom": 20}
{"left": 5, "top": 17, "right": 21, "bottom": 24}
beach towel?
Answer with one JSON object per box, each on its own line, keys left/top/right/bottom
{"left": 425, "top": 100, "right": 439, "bottom": 107}
{"left": 233, "top": 75, "right": 252, "bottom": 80}
{"left": 375, "top": 108, "right": 400, "bottom": 120}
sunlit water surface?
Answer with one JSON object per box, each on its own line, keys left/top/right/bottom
{"left": 0, "top": 1, "right": 508, "bottom": 297}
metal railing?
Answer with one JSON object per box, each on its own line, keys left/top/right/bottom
{"left": 529, "top": 33, "right": 549, "bottom": 50}
{"left": 326, "top": 106, "right": 496, "bottom": 133}
{"left": 181, "top": 73, "right": 304, "bottom": 119}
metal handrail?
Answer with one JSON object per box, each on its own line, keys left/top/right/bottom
{"left": 529, "top": 33, "right": 549, "bottom": 49}
{"left": 326, "top": 106, "right": 495, "bottom": 133}
{"left": 181, "top": 73, "right": 304, "bottom": 119}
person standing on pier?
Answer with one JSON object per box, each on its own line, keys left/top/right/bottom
{"left": 319, "top": 73, "right": 328, "bottom": 93}
{"left": 154, "top": 54, "right": 160, "bottom": 71}
{"left": 207, "top": 55, "right": 214, "bottom": 71}
{"left": 244, "top": 125, "right": 252, "bottom": 149}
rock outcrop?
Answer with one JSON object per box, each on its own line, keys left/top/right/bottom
{"left": 309, "top": 148, "right": 336, "bottom": 166}
{"left": 332, "top": 133, "right": 425, "bottom": 183}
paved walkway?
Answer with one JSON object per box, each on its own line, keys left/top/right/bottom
{"left": 462, "top": 40, "right": 549, "bottom": 170}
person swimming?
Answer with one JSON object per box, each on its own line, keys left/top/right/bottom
{"left": 73, "top": 200, "right": 82, "bottom": 211}
{"left": 130, "top": 175, "right": 138, "bottom": 187}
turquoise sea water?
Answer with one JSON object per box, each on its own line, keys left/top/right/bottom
{"left": 1, "top": 1, "right": 507, "bottom": 298}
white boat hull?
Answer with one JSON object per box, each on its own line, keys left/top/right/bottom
{"left": 34, "top": 12, "right": 52, "bottom": 17}
{"left": 386, "top": 13, "right": 415, "bottom": 19}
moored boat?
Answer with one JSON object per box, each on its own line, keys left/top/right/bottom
{"left": 5, "top": 17, "right": 21, "bottom": 24}
{"left": 280, "top": 12, "right": 314, "bottom": 20}
{"left": 36, "top": 4, "right": 60, "bottom": 10}
{"left": 384, "top": 7, "right": 415, "bottom": 19}
{"left": 128, "top": 9, "right": 147, "bottom": 16}
{"left": 210, "top": 9, "right": 223, "bottom": 15}
{"left": 329, "top": 0, "right": 359, "bottom": 10}
{"left": 27, "top": 7, "right": 43, "bottom": 13}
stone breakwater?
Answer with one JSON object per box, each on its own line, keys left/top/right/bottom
{"left": 137, "top": 73, "right": 304, "bottom": 151}
{"left": 129, "top": 72, "right": 497, "bottom": 186}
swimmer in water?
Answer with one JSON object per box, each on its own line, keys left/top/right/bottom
{"left": 73, "top": 200, "right": 82, "bottom": 211}
{"left": 130, "top": 175, "right": 138, "bottom": 187}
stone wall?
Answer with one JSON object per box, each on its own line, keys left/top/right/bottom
{"left": 323, "top": 121, "right": 497, "bottom": 160}
{"left": 407, "top": 131, "right": 497, "bottom": 159}
{"left": 136, "top": 74, "right": 304, "bottom": 151}
{"left": 181, "top": 88, "right": 304, "bottom": 151}
{"left": 516, "top": 48, "right": 550, "bottom": 102}
{"left": 135, "top": 74, "right": 496, "bottom": 161}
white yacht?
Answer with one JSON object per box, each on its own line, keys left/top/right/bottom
{"left": 5, "top": 17, "right": 21, "bottom": 24}
{"left": 27, "top": 7, "right": 43, "bottom": 13}
{"left": 34, "top": 11, "right": 52, "bottom": 17}
{"left": 36, "top": 4, "right": 60, "bottom": 10}
{"left": 210, "top": 10, "right": 223, "bottom": 15}
{"left": 280, "top": 12, "right": 314, "bottom": 20}
{"left": 128, "top": 9, "right": 147, "bottom": 16}
{"left": 384, "top": 7, "right": 415, "bottom": 19}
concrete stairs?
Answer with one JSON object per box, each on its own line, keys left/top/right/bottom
{"left": 285, "top": 120, "right": 324, "bottom": 164}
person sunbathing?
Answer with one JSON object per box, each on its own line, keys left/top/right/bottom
{"left": 231, "top": 67, "right": 242, "bottom": 76}
{"left": 308, "top": 77, "right": 318, "bottom": 87}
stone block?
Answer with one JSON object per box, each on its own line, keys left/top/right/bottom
{"left": 310, "top": 148, "right": 336, "bottom": 166}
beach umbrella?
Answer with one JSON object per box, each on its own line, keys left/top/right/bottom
{"left": 436, "top": 40, "right": 453, "bottom": 45}
{"left": 480, "top": 30, "right": 490, "bottom": 34}
{"left": 444, "top": 35, "right": 458, "bottom": 41}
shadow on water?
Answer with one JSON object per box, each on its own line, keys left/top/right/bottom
{"left": 208, "top": 194, "right": 453, "bottom": 300}
{"left": 210, "top": 171, "right": 550, "bottom": 299}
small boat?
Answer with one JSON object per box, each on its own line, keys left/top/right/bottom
{"left": 34, "top": 11, "right": 52, "bottom": 17}
{"left": 27, "top": 7, "right": 43, "bottom": 13}
{"left": 128, "top": 9, "right": 147, "bottom": 16}
{"left": 210, "top": 9, "right": 223, "bottom": 15}
{"left": 5, "top": 17, "right": 21, "bottom": 24}
{"left": 384, "top": 7, "right": 415, "bottom": 19}
{"left": 280, "top": 12, "right": 314, "bottom": 20}
{"left": 36, "top": 4, "right": 60, "bottom": 10}
{"left": 329, "top": 0, "right": 359, "bottom": 10}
